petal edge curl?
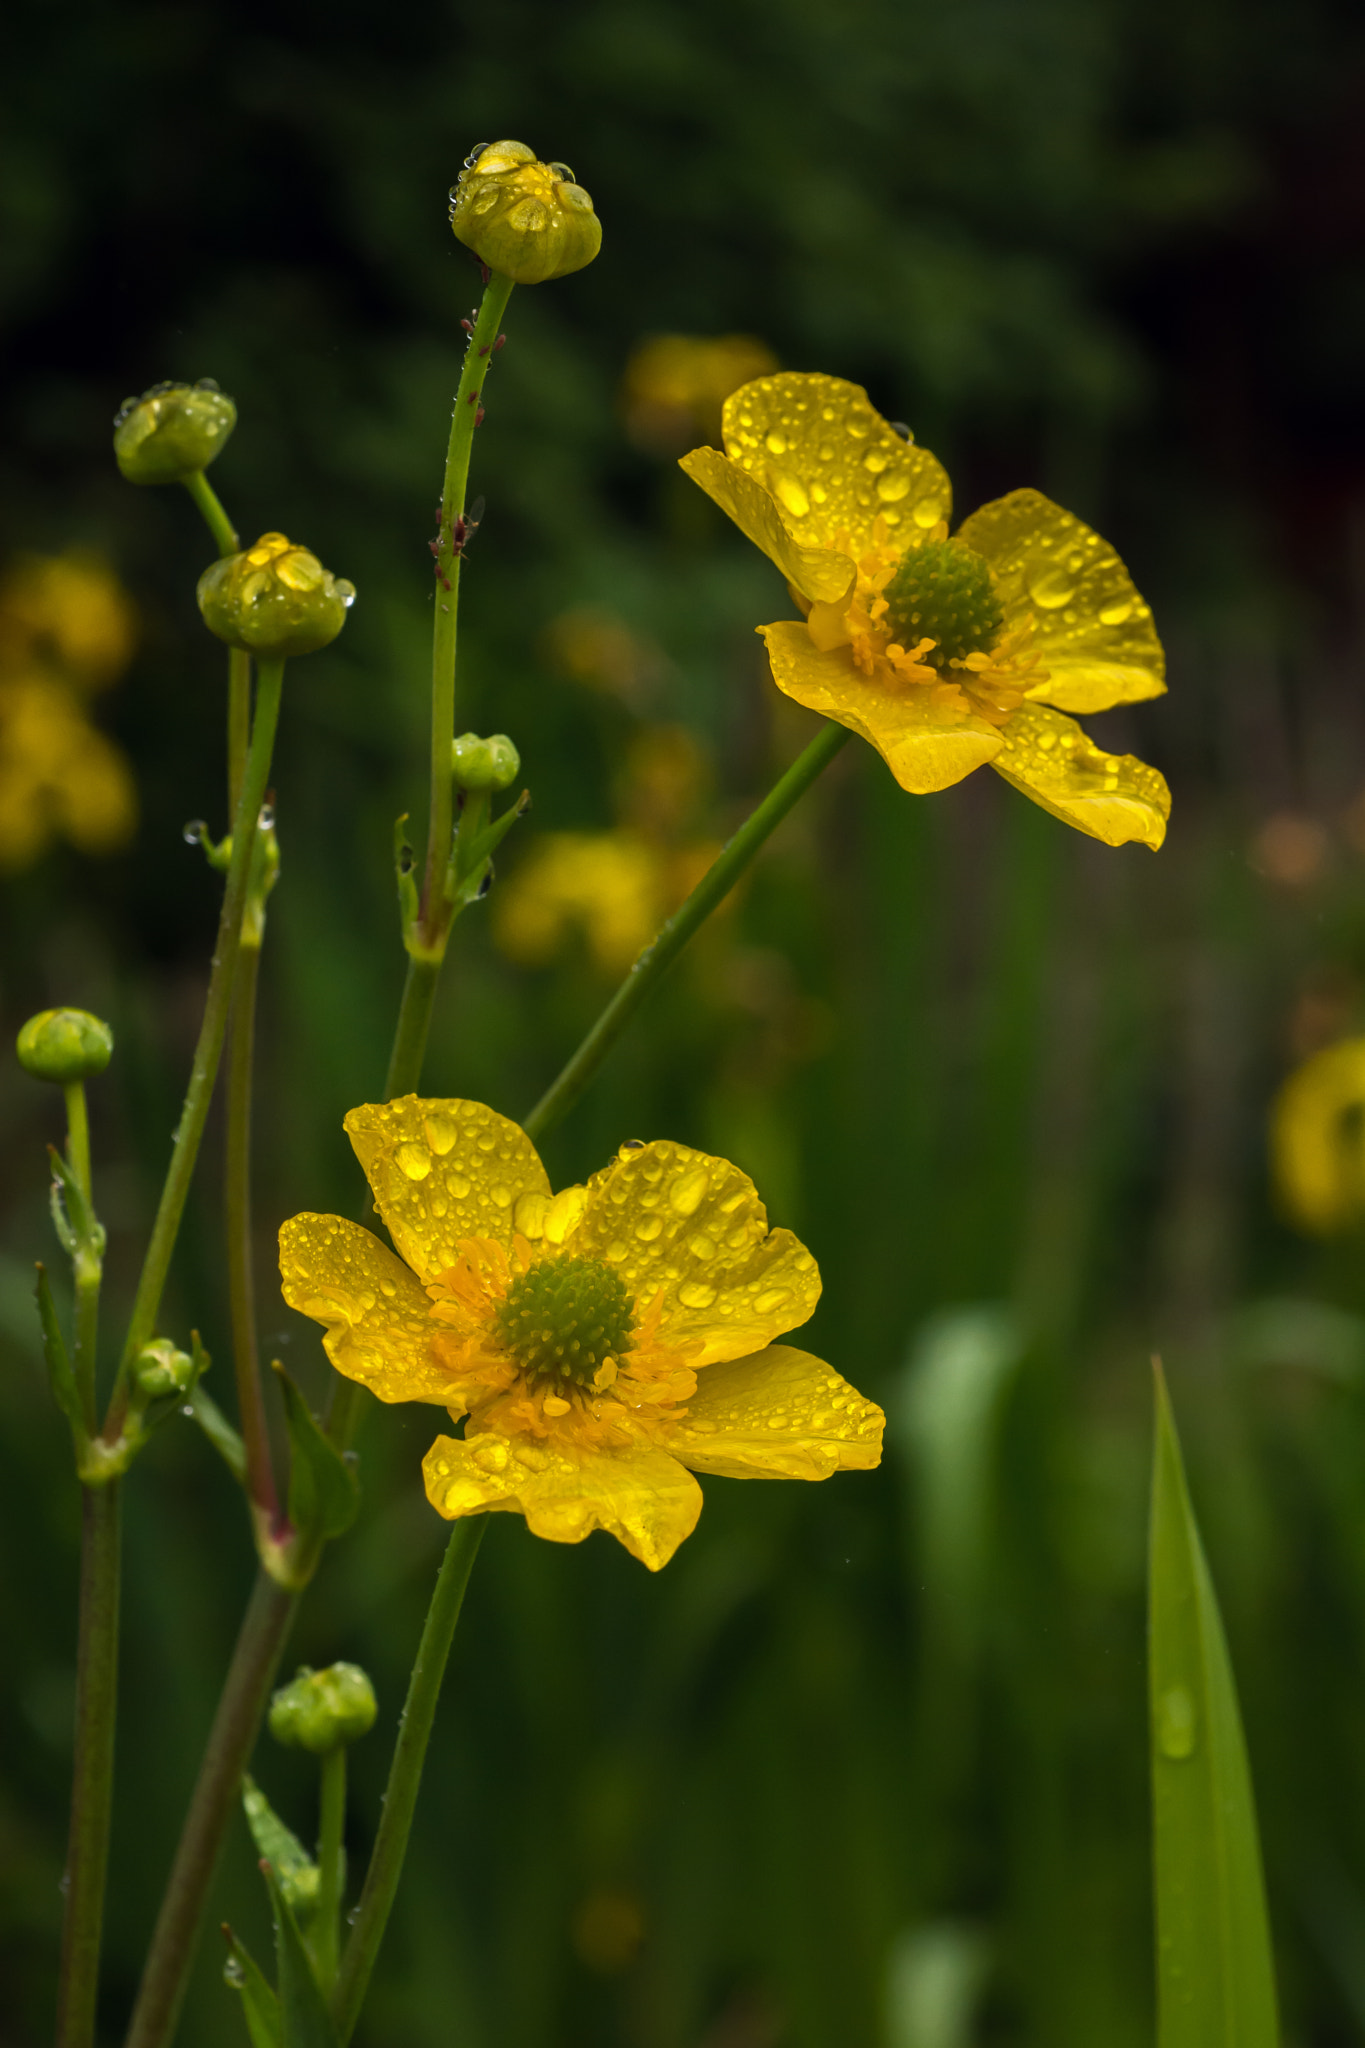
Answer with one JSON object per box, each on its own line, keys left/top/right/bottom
{"left": 991, "top": 703, "right": 1170, "bottom": 848}
{"left": 680, "top": 448, "right": 855, "bottom": 604}
{"left": 278, "top": 1212, "right": 461, "bottom": 1406}
{"left": 663, "top": 1344, "right": 884, "bottom": 1480}
{"left": 345, "top": 1096, "right": 550, "bottom": 1280}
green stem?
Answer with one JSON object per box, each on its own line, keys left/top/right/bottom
{"left": 313, "top": 1749, "right": 347, "bottom": 1994}
{"left": 382, "top": 955, "right": 442, "bottom": 1101}
{"left": 181, "top": 470, "right": 238, "bottom": 558}
{"left": 111, "top": 658, "right": 287, "bottom": 1410}
{"left": 225, "top": 933, "right": 277, "bottom": 1520}
{"left": 421, "top": 272, "right": 515, "bottom": 947}
{"left": 523, "top": 720, "right": 852, "bottom": 1142}
{"left": 55, "top": 1482, "right": 122, "bottom": 2048}
{"left": 331, "top": 1519, "right": 485, "bottom": 2043}
{"left": 63, "top": 1083, "right": 101, "bottom": 1431}
{"left": 124, "top": 1570, "right": 298, "bottom": 2048}
{"left": 64, "top": 1082, "right": 92, "bottom": 1198}
{"left": 227, "top": 650, "right": 251, "bottom": 815}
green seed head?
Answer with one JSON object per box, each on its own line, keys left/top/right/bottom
{"left": 493, "top": 1254, "right": 635, "bottom": 1387}
{"left": 883, "top": 537, "right": 1003, "bottom": 666}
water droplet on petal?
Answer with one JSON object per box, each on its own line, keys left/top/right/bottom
{"left": 472, "top": 1438, "right": 508, "bottom": 1473}
{"left": 424, "top": 1113, "right": 457, "bottom": 1154}
{"left": 771, "top": 471, "right": 810, "bottom": 519}
{"left": 765, "top": 430, "right": 787, "bottom": 455}
{"left": 1098, "top": 597, "right": 1134, "bottom": 626}
{"left": 669, "top": 1168, "right": 710, "bottom": 1217}
{"left": 1028, "top": 566, "right": 1076, "bottom": 609}
{"left": 677, "top": 1280, "right": 717, "bottom": 1309}
{"left": 396, "top": 1142, "right": 431, "bottom": 1180}
{"left": 876, "top": 471, "right": 911, "bottom": 502}
{"left": 687, "top": 1233, "right": 716, "bottom": 1260}
{"left": 913, "top": 496, "right": 945, "bottom": 528}
{"left": 753, "top": 1287, "right": 790, "bottom": 1315}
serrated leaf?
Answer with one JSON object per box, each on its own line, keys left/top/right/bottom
{"left": 273, "top": 1362, "right": 360, "bottom": 1541}
{"left": 242, "top": 1777, "right": 320, "bottom": 1922}
{"left": 260, "top": 1859, "right": 340, "bottom": 2048}
{"left": 223, "top": 1923, "right": 284, "bottom": 2048}
{"left": 1149, "top": 1361, "right": 1280, "bottom": 2048}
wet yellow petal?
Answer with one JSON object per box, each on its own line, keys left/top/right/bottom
{"left": 992, "top": 703, "right": 1169, "bottom": 848}
{"left": 678, "top": 448, "right": 855, "bottom": 604}
{"left": 344, "top": 1096, "right": 550, "bottom": 1281}
{"left": 663, "top": 1345, "right": 884, "bottom": 1480}
{"left": 422, "top": 1426, "right": 702, "bottom": 1571}
{"left": 278, "top": 1213, "right": 463, "bottom": 1406}
{"left": 567, "top": 1139, "right": 821, "bottom": 1365}
{"left": 1271, "top": 1036, "right": 1365, "bottom": 1235}
{"left": 761, "top": 621, "right": 1002, "bottom": 794}
{"left": 958, "top": 489, "right": 1164, "bottom": 713}
{"left": 720, "top": 372, "right": 952, "bottom": 557}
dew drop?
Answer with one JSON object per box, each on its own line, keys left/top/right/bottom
{"left": 472, "top": 1439, "right": 508, "bottom": 1473}
{"left": 396, "top": 1143, "right": 431, "bottom": 1180}
{"left": 687, "top": 1233, "right": 716, "bottom": 1260}
{"left": 1156, "top": 1685, "right": 1197, "bottom": 1760}
{"left": 876, "top": 471, "right": 911, "bottom": 502}
{"left": 1098, "top": 597, "right": 1134, "bottom": 626}
{"left": 677, "top": 1280, "right": 717, "bottom": 1309}
{"left": 424, "top": 1114, "right": 457, "bottom": 1154}
{"left": 771, "top": 471, "right": 810, "bottom": 519}
{"left": 863, "top": 449, "right": 889, "bottom": 473}
{"left": 636, "top": 1216, "right": 663, "bottom": 1242}
{"left": 669, "top": 1168, "right": 710, "bottom": 1217}
{"left": 765, "top": 430, "right": 787, "bottom": 455}
{"left": 912, "top": 496, "right": 945, "bottom": 528}
{"left": 753, "top": 1288, "right": 790, "bottom": 1315}
{"left": 1027, "top": 565, "right": 1077, "bottom": 609}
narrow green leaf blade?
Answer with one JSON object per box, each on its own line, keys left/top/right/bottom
{"left": 273, "top": 1361, "right": 360, "bottom": 1540}
{"left": 34, "top": 1262, "right": 82, "bottom": 1432}
{"left": 242, "top": 1777, "right": 320, "bottom": 1923}
{"left": 1149, "top": 1361, "right": 1279, "bottom": 2048}
{"left": 261, "top": 1860, "right": 341, "bottom": 2048}
{"left": 222, "top": 1922, "right": 284, "bottom": 2048}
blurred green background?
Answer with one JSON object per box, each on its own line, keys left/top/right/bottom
{"left": 3, "top": 0, "right": 1365, "bottom": 2041}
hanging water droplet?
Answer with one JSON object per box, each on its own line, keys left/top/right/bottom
{"left": 183, "top": 819, "right": 207, "bottom": 845}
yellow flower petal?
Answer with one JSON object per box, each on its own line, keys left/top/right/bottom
{"left": 344, "top": 1096, "right": 550, "bottom": 1280}
{"left": 760, "top": 621, "right": 1003, "bottom": 794}
{"left": 278, "top": 1213, "right": 463, "bottom": 1405}
{"left": 991, "top": 703, "right": 1170, "bottom": 848}
{"left": 1270, "top": 1036, "right": 1365, "bottom": 1235}
{"left": 957, "top": 489, "right": 1165, "bottom": 714}
{"left": 662, "top": 1345, "right": 884, "bottom": 1480}
{"left": 422, "top": 1426, "right": 702, "bottom": 1571}
{"left": 719, "top": 371, "right": 952, "bottom": 557}
{"left": 678, "top": 447, "right": 855, "bottom": 604}
{"left": 567, "top": 1139, "right": 821, "bottom": 1365}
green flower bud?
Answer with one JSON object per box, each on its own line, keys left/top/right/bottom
{"left": 268, "top": 1663, "right": 377, "bottom": 1755}
{"left": 113, "top": 379, "right": 237, "bottom": 485}
{"left": 133, "top": 1339, "right": 195, "bottom": 1400}
{"left": 452, "top": 731, "right": 521, "bottom": 792}
{"left": 197, "top": 533, "right": 355, "bottom": 658}
{"left": 450, "top": 141, "right": 601, "bottom": 285}
{"left": 16, "top": 1008, "right": 114, "bottom": 1084}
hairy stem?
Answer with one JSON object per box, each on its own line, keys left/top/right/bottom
{"left": 331, "top": 1519, "right": 485, "bottom": 2042}
{"left": 123, "top": 1570, "right": 298, "bottom": 2048}
{"left": 55, "top": 1483, "right": 122, "bottom": 2048}
{"left": 524, "top": 721, "right": 851, "bottom": 1142}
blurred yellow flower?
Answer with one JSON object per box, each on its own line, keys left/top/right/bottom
{"left": 494, "top": 726, "right": 720, "bottom": 974}
{"left": 0, "top": 551, "right": 138, "bottom": 869}
{"left": 1271, "top": 1036, "right": 1365, "bottom": 1234}
{"left": 280, "top": 1098, "right": 883, "bottom": 1570}
{"left": 624, "top": 334, "right": 780, "bottom": 454}
{"left": 682, "top": 372, "right": 1170, "bottom": 849}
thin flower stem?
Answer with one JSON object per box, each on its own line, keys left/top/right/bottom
{"left": 331, "top": 1519, "right": 485, "bottom": 2044}
{"left": 55, "top": 1482, "right": 121, "bottom": 2048}
{"left": 382, "top": 954, "right": 441, "bottom": 1101}
{"left": 523, "top": 720, "right": 852, "bottom": 1142}
{"left": 421, "top": 271, "right": 515, "bottom": 948}
{"left": 124, "top": 1569, "right": 298, "bottom": 2048}
{"left": 313, "top": 1749, "right": 347, "bottom": 1994}
{"left": 63, "top": 1082, "right": 101, "bottom": 1430}
{"left": 64, "top": 1081, "right": 92, "bottom": 1197}
{"left": 181, "top": 470, "right": 238, "bottom": 558}
{"left": 225, "top": 932, "right": 277, "bottom": 1519}
{"left": 227, "top": 650, "right": 251, "bottom": 814}
{"left": 112, "top": 658, "right": 287, "bottom": 1407}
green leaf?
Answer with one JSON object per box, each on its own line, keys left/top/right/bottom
{"left": 34, "top": 1262, "right": 83, "bottom": 1435}
{"left": 260, "top": 1859, "right": 341, "bottom": 2048}
{"left": 188, "top": 1382, "right": 249, "bottom": 1485}
{"left": 242, "top": 1777, "right": 320, "bottom": 1922}
{"left": 1149, "top": 1360, "right": 1280, "bottom": 2048}
{"left": 273, "top": 1361, "right": 360, "bottom": 1541}
{"left": 223, "top": 1923, "right": 284, "bottom": 2048}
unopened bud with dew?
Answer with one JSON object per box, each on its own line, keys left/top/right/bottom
{"left": 197, "top": 534, "right": 355, "bottom": 658}
{"left": 133, "top": 1338, "right": 195, "bottom": 1401}
{"left": 269, "top": 1663, "right": 377, "bottom": 1755}
{"left": 450, "top": 142, "right": 601, "bottom": 285}
{"left": 113, "top": 380, "right": 237, "bottom": 485}
{"left": 16, "top": 1008, "right": 114, "bottom": 1085}
{"left": 453, "top": 731, "right": 521, "bottom": 793}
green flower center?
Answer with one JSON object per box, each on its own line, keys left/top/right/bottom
{"left": 493, "top": 1254, "right": 636, "bottom": 1387}
{"left": 883, "top": 538, "right": 1003, "bottom": 666}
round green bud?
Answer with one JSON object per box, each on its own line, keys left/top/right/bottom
{"left": 133, "top": 1339, "right": 195, "bottom": 1400}
{"left": 449, "top": 141, "right": 601, "bottom": 285}
{"left": 452, "top": 731, "right": 521, "bottom": 792}
{"left": 113, "top": 379, "right": 237, "bottom": 485}
{"left": 16, "top": 1008, "right": 114, "bottom": 1084}
{"left": 883, "top": 537, "right": 1003, "bottom": 668}
{"left": 268, "top": 1663, "right": 377, "bottom": 1755}
{"left": 197, "top": 533, "right": 355, "bottom": 658}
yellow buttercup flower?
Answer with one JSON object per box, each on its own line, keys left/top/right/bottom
{"left": 681, "top": 373, "right": 1170, "bottom": 849}
{"left": 1271, "top": 1036, "right": 1365, "bottom": 1234}
{"left": 279, "top": 1098, "right": 883, "bottom": 1570}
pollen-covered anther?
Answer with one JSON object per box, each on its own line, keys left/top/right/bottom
{"left": 492, "top": 1253, "right": 636, "bottom": 1388}
{"left": 883, "top": 537, "right": 1004, "bottom": 668}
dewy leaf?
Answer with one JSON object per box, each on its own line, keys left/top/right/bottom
{"left": 223, "top": 1923, "right": 284, "bottom": 2048}
{"left": 242, "top": 1777, "right": 320, "bottom": 1923}
{"left": 273, "top": 1361, "right": 360, "bottom": 1541}
{"left": 260, "top": 1859, "right": 341, "bottom": 2048}
{"left": 1149, "top": 1361, "right": 1280, "bottom": 2048}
